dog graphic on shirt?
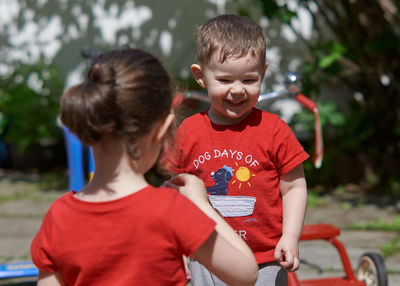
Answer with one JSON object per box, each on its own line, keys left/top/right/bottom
{"left": 206, "top": 165, "right": 257, "bottom": 218}
{"left": 207, "top": 165, "right": 233, "bottom": 195}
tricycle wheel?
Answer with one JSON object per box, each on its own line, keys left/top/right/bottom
{"left": 356, "top": 252, "right": 388, "bottom": 286}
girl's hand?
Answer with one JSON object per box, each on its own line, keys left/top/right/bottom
{"left": 162, "top": 173, "right": 209, "bottom": 206}
{"left": 37, "top": 271, "right": 66, "bottom": 286}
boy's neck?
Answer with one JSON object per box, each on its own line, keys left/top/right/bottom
{"left": 207, "top": 107, "right": 253, "bottom": 125}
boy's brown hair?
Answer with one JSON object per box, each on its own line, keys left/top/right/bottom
{"left": 195, "top": 14, "right": 266, "bottom": 68}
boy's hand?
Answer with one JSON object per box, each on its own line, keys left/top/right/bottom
{"left": 274, "top": 234, "right": 300, "bottom": 272}
{"left": 162, "top": 173, "right": 209, "bottom": 206}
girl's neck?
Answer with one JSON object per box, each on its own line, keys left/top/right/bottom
{"left": 74, "top": 137, "right": 149, "bottom": 202}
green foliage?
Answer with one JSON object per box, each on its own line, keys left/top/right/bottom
{"left": 381, "top": 236, "right": 400, "bottom": 258}
{"left": 298, "top": 100, "right": 381, "bottom": 188}
{"left": 352, "top": 216, "right": 400, "bottom": 258}
{"left": 389, "top": 179, "right": 400, "bottom": 197}
{"left": 352, "top": 214, "right": 400, "bottom": 232}
{"left": 290, "top": 101, "right": 346, "bottom": 184}
{"left": 318, "top": 42, "right": 347, "bottom": 70}
{"left": 246, "top": 0, "right": 400, "bottom": 192}
{"left": 0, "top": 59, "right": 64, "bottom": 152}
{"left": 306, "top": 191, "right": 328, "bottom": 208}
{"left": 253, "top": 0, "right": 296, "bottom": 24}
{"left": 291, "top": 101, "right": 345, "bottom": 133}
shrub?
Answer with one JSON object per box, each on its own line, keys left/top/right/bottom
{"left": 0, "top": 59, "right": 64, "bottom": 153}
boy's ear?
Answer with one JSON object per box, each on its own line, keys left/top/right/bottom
{"left": 191, "top": 64, "right": 206, "bottom": 88}
{"left": 261, "top": 61, "right": 268, "bottom": 79}
{"left": 154, "top": 113, "right": 175, "bottom": 142}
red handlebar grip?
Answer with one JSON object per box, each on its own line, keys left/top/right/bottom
{"left": 296, "top": 94, "right": 317, "bottom": 111}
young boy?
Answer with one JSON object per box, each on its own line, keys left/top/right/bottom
{"left": 164, "top": 14, "right": 308, "bottom": 285}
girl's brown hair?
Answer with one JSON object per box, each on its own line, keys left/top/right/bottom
{"left": 60, "top": 48, "right": 172, "bottom": 159}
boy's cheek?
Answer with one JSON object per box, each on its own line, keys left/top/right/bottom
{"left": 252, "top": 85, "right": 262, "bottom": 93}
{"left": 208, "top": 87, "right": 226, "bottom": 96}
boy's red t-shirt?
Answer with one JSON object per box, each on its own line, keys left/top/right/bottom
{"left": 164, "top": 108, "right": 309, "bottom": 263}
{"left": 31, "top": 186, "right": 216, "bottom": 286}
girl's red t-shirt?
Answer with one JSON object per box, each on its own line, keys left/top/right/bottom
{"left": 31, "top": 186, "right": 216, "bottom": 286}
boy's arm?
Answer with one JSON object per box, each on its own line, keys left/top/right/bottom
{"left": 275, "top": 163, "right": 307, "bottom": 272}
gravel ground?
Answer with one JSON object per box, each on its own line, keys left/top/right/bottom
{"left": 0, "top": 170, "right": 399, "bottom": 285}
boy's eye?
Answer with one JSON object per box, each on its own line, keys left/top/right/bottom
{"left": 243, "top": 79, "right": 257, "bottom": 83}
{"left": 218, "top": 79, "right": 231, "bottom": 83}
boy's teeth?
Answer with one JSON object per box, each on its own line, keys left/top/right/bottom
{"left": 227, "top": 100, "right": 242, "bottom": 104}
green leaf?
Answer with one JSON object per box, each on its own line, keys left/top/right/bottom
{"left": 319, "top": 52, "right": 342, "bottom": 69}
{"left": 328, "top": 113, "right": 346, "bottom": 126}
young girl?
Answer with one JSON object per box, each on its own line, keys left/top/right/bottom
{"left": 30, "top": 48, "right": 258, "bottom": 286}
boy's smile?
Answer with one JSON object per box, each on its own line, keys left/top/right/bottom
{"left": 191, "top": 53, "right": 267, "bottom": 125}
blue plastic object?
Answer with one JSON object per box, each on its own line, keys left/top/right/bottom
{"left": 88, "top": 147, "right": 94, "bottom": 181}
{"left": 0, "top": 115, "right": 8, "bottom": 167}
{"left": 62, "top": 126, "right": 94, "bottom": 191}
{"left": 0, "top": 261, "right": 38, "bottom": 279}
{"left": 0, "top": 138, "right": 6, "bottom": 167}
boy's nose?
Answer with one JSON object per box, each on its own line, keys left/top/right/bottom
{"left": 230, "top": 84, "right": 245, "bottom": 95}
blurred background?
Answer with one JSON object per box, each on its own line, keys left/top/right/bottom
{"left": 0, "top": 0, "right": 399, "bottom": 284}
{"left": 1, "top": 0, "right": 399, "bottom": 195}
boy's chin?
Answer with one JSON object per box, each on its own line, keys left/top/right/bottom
{"left": 211, "top": 110, "right": 252, "bottom": 125}
{"left": 226, "top": 107, "right": 253, "bottom": 118}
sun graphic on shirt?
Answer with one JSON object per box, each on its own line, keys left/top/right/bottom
{"left": 231, "top": 162, "right": 255, "bottom": 189}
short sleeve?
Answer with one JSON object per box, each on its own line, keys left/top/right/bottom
{"left": 31, "top": 211, "right": 57, "bottom": 272}
{"left": 272, "top": 118, "right": 309, "bottom": 175}
{"left": 167, "top": 190, "right": 216, "bottom": 256}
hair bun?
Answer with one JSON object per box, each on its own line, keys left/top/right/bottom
{"left": 88, "top": 63, "right": 116, "bottom": 85}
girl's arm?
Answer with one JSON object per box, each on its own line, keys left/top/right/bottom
{"left": 165, "top": 174, "right": 258, "bottom": 286}
{"left": 37, "top": 271, "right": 65, "bottom": 286}
{"left": 275, "top": 163, "right": 307, "bottom": 272}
